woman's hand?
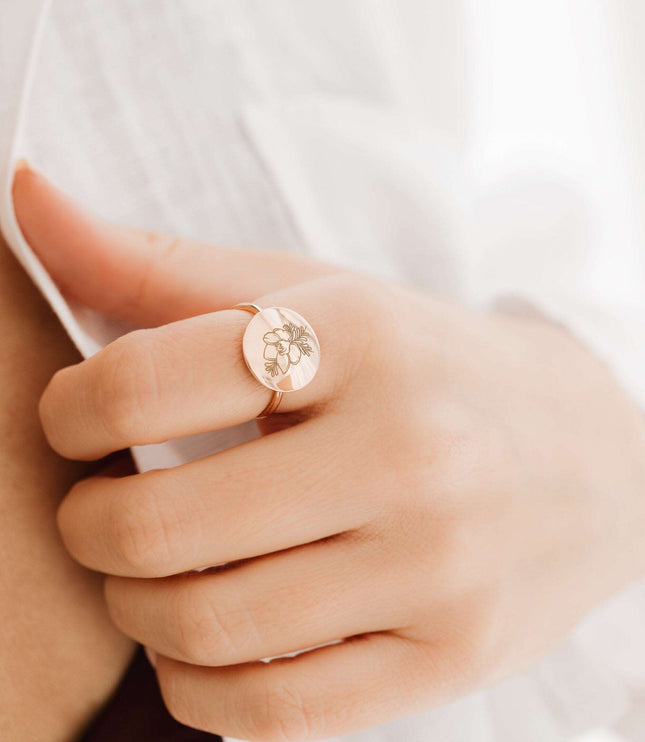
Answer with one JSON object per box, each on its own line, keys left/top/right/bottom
{"left": 15, "top": 166, "right": 645, "bottom": 741}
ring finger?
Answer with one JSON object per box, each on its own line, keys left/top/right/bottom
{"left": 104, "top": 534, "right": 407, "bottom": 667}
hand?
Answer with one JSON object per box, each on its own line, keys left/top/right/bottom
{"left": 15, "top": 166, "right": 645, "bottom": 741}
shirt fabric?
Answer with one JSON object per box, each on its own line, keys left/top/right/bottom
{"left": 1, "top": 2, "right": 644, "bottom": 741}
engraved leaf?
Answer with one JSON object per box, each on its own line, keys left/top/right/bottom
{"left": 265, "top": 358, "right": 280, "bottom": 377}
{"left": 283, "top": 323, "right": 310, "bottom": 344}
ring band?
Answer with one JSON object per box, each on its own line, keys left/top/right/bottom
{"left": 235, "top": 303, "right": 283, "bottom": 419}
{"left": 234, "top": 302, "right": 320, "bottom": 419}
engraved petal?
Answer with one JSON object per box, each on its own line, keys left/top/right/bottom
{"left": 276, "top": 328, "right": 291, "bottom": 341}
{"left": 264, "top": 331, "right": 281, "bottom": 345}
{"left": 288, "top": 344, "right": 302, "bottom": 365}
{"left": 277, "top": 352, "right": 291, "bottom": 374}
{"left": 264, "top": 344, "right": 278, "bottom": 360}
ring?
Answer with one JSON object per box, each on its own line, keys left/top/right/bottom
{"left": 235, "top": 303, "right": 321, "bottom": 418}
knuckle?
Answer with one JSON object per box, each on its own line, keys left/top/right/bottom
{"left": 39, "top": 367, "right": 77, "bottom": 449}
{"left": 39, "top": 367, "right": 64, "bottom": 420}
{"left": 326, "top": 273, "right": 388, "bottom": 333}
{"left": 157, "top": 668, "right": 202, "bottom": 731}
{"left": 436, "top": 403, "right": 483, "bottom": 482}
{"left": 428, "top": 517, "right": 477, "bottom": 594}
{"left": 447, "top": 598, "right": 503, "bottom": 690}
{"left": 436, "top": 406, "right": 485, "bottom": 464}
{"left": 56, "top": 482, "right": 90, "bottom": 558}
{"left": 175, "top": 593, "right": 225, "bottom": 665}
{"left": 318, "top": 273, "right": 392, "bottom": 389}
{"left": 98, "top": 333, "right": 160, "bottom": 442}
{"left": 107, "top": 481, "right": 176, "bottom": 574}
{"left": 126, "top": 232, "right": 183, "bottom": 314}
{"left": 439, "top": 516, "right": 473, "bottom": 563}
{"left": 246, "top": 684, "right": 319, "bottom": 742}
{"left": 429, "top": 400, "right": 511, "bottom": 499}
{"left": 175, "top": 592, "right": 253, "bottom": 665}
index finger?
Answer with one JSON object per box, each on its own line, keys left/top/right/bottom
{"left": 13, "top": 164, "right": 337, "bottom": 326}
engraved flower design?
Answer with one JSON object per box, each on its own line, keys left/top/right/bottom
{"left": 264, "top": 323, "right": 313, "bottom": 377}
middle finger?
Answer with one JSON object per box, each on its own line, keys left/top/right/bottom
{"left": 57, "top": 419, "right": 384, "bottom": 578}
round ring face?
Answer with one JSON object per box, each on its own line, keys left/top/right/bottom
{"left": 242, "top": 307, "right": 320, "bottom": 393}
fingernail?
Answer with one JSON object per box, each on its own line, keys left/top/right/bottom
{"left": 14, "top": 158, "right": 30, "bottom": 174}
{"left": 145, "top": 646, "right": 157, "bottom": 668}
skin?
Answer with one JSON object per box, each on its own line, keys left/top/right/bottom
{"left": 0, "top": 230, "right": 134, "bottom": 742}
{"left": 13, "top": 164, "right": 645, "bottom": 741}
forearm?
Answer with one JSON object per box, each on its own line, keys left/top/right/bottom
{"left": 0, "top": 238, "right": 134, "bottom": 742}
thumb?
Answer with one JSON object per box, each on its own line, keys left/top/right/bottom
{"left": 12, "top": 164, "right": 331, "bottom": 327}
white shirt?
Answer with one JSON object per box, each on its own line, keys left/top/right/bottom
{"left": 1, "top": 2, "right": 644, "bottom": 741}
